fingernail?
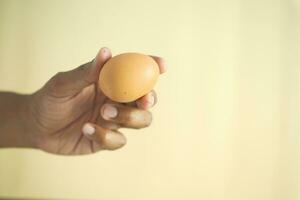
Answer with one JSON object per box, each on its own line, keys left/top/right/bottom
{"left": 105, "top": 132, "right": 126, "bottom": 149}
{"left": 143, "top": 92, "right": 154, "bottom": 108}
{"left": 101, "top": 47, "right": 106, "bottom": 53}
{"left": 101, "top": 47, "right": 109, "bottom": 56}
{"left": 160, "top": 58, "right": 167, "bottom": 73}
{"left": 93, "top": 48, "right": 109, "bottom": 65}
{"left": 102, "top": 104, "right": 118, "bottom": 120}
{"left": 147, "top": 93, "right": 155, "bottom": 107}
{"left": 82, "top": 123, "right": 95, "bottom": 136}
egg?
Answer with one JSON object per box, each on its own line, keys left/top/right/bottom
{"left": 98, "top": 53, "right": 160, "bottom": 103}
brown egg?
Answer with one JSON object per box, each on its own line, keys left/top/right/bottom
{"left": 99, "top": 53, "right": 159, "bottom": 103}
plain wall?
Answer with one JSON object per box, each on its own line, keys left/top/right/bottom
{"left": 0, "top": 0, "right": 299, "bottom": 199}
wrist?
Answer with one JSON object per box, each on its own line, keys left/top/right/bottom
{"left": 19, "top": 94, "right": 39, "bottom": 148}
{"left": 0, "top": 92, "right": 37, "bottom": 148}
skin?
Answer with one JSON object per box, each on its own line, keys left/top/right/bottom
{"left": 0, "top": 47, "right": 167, "bottom": 155}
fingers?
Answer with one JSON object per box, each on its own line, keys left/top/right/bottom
{"left": 47, "top": 47, "right": 112, "bottom": 97}
{"left": 82, "top": 123, "right": 126, "bottom": 151}
{"left": 136, "top": 90, "right": 157, "bottom": 109}
{"left": 125, "top": 90, "right": 157, "bottom": 109}
{"left": 101, "top": 103, "right": 152, "bottom": 129}
{"left": 150, "top": 55, "right": 167, "bottom": 74}
{"left": 97, "top": 117, "right": 121, "bottom": 130}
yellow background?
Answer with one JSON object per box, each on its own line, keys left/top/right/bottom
{"left": 0, "top": 0, "right": 300, "bottom": 199}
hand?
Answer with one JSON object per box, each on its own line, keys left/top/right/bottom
{"left": 27, "top": 48, "right": 166, "bottom": 155}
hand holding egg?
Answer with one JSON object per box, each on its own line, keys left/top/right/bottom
{"left": 83, "top": 48, "right": 167, "bottom": 151}
{"left": 26, "top": 47, "right": 166, "bottom": 155}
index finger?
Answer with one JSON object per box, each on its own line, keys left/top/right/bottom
{"left": 150, "top": 55, "right": 167, "bottom": 74}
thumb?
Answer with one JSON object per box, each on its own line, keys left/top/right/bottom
{"left": 47, "top": 47, "right": 111, "bottom": 97}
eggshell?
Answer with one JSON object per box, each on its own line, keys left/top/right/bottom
{"left": 99, "top": 53, "right": 159, "bottom": 103}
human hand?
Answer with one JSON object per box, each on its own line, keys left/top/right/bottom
{"left": 27, "top": 47, "right": 166, "bottom": 155}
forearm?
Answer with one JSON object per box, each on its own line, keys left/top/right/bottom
{"left": 0, "top": 92, "right": 35, "bottom": 148}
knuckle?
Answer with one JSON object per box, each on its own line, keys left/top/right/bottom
{"left": 47, "top": 72, "right": 65, "bottom": 94}
{"left": 77, "top": 63, "right": 88, "bottom": 74}
{"left": 77, "top": 62, "right": 93, "bottom": 81}
{"left": 52, "top": 72, "right": 65, "bottom": 85}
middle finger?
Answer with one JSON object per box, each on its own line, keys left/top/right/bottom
{"left": 100, "top": 103, "right": 152, "bottom": 129}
